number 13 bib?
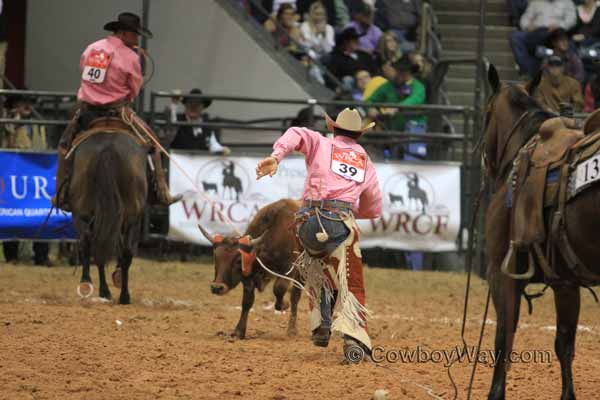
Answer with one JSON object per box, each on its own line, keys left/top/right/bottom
{"left": 331, "top": 146, "right": 367, "bottom": 183}
{"left": 82, "top": 49, "right": 113, "bottom": 84}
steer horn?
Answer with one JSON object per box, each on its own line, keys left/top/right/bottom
{"left": 198, "top": 225, "right": 215, "bottom": 244}
{"left": 249, "top": 232, "right": 266, "bottom": 247}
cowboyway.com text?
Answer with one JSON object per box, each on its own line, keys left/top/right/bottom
{"left": 371, "top": 345, "right": 552, "bottom": 366}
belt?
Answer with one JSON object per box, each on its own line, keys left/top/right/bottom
{"left": 303, "top": 199, "right": 353, "bottom": 210}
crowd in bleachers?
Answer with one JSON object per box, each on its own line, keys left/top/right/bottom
{"left": 508, "top": 0, "right": 600, "bottom": 113}
{"left": 237, "top": 0, "right": 435, "bottom": 160}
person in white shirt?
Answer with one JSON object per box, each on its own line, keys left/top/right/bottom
{"left": 509, "top": 0, "right": 577, "bottom": 77}
{"left": 300, "top": 2, "right": 335, "bottom": 60}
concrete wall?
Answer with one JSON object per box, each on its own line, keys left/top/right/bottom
{"left": 25, "top": 0, "right": 312, "bottom": 120}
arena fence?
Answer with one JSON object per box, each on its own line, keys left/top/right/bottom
{"left": 0, "top": 89, "right": 479, "bottom": 259}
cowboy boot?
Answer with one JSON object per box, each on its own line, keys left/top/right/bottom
{"left": 151, "top": 149, "right": 182, "bottom": 206}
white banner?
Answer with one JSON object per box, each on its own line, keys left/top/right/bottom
{"left": 168, "top": 152, "right": 461, "bottom": 251}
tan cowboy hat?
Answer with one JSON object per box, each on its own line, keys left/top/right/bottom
{"left": 583, "top": 109, "right": 600, "bottom": 136}
{"left": 325, "top": 107, "right": 375, "bottom": 135}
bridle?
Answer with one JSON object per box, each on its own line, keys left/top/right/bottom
{"left": 482, "top": 89, "right": 537, "bottom": 181}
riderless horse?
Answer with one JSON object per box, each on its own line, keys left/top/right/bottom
{"left": 482, "top": 64, "right": 600, "bottom": 400}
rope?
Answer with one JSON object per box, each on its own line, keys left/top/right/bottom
{"left": 447, "top": 173, "right": 487, "bottom": 400}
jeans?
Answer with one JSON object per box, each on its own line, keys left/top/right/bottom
{"left": 510, "top": 28, "right": 550, "bottom": 77}
{"left": 297, "top": 206, "right": 350, "bottom": 257}
{"left": 319, "top": 288, "right": 333, "bottom": 329}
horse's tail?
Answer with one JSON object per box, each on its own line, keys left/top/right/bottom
{"left": 93, "top": 144, "right": 123, "bottom": 266}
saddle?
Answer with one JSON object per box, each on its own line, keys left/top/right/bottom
{"left": 505, "top": 115, "right": 600, "bottom": 284}
{"left": 66, "top": 116, "right": 151, "bottom": 159}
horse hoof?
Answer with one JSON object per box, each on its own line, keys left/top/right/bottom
{"left": 77, "top": 282, "right": 94, "bottom": 298}
{"left": 112, "top": 269, "right": 122, "bottom": 289}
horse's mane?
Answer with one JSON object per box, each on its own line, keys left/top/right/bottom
{"left": 505, "top": 84, "right": 555, "bottom": 143}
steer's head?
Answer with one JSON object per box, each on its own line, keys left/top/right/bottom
{"left": 198, "top": 225, "right": 266, "bottom": 296}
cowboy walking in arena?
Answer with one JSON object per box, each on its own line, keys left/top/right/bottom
{"left": 52, "top": 12, "right": 181, "bottom": 210}
{"left": 256, "top": 108, "right": 382, "bottom": 361}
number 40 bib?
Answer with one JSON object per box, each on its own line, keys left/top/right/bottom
{"left": 331, "top": 146, "right": 367, "bottom": 183}
{"left": 81, "top": 49, "right": 113, "bottom": 84}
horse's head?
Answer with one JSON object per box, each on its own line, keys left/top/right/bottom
{"left": 483, "top": 64, "right": 551, "bottom": 184}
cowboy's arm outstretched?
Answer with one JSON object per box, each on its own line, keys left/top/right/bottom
{"left": 256, "top": 126, "right": 320, "bottom": 179}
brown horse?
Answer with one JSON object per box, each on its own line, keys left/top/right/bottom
{"left": 482, "top": 64, "right": 599, "bottom": 400}
{"left": 69, "top": 132, "right": 148, "bottom": 304}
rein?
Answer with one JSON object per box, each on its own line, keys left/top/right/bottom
{"left": 488, "top": 110, "right": 531, "bottom": 180}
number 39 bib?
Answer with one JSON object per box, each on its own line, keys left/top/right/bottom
{"left": 331, "top": 146, "right": 367, "bottom": 183}
{"left": 81, "top": 49, "right": 113, "bottom": 84}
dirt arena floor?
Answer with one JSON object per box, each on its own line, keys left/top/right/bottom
{"left": 1, "top": 257, "right": 599, "bottom": 400}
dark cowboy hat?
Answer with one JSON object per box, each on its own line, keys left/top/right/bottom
{"left": 335, "top": 27, "right": 363, "bottom": 46}
{"left": 182, "top": 88, "right": 212, "bottom": 108}
{"left": 104, "top": 12, "right": 153, "bottom": 38}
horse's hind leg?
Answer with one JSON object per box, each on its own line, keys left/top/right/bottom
{"left": 97, "top": 264, "right": 111, "bottom": 300}
{"left": 117, "top": 223, "right": 139, "bottom": 305}
{"left": 553, "top": 285, "right": 580, "bottom": 400}
{"left": 117, "top": 250, "right": 132, "bottom": 305}
{"left": 80, "top": 235, "right": 92, "bottom": 284}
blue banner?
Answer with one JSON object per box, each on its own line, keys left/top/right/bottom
{"left": 0, "top": 150, "right": 76, "bottom": 240}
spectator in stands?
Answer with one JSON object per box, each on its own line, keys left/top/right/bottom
{"left": 265, "top": 3, "right": 305, "bottom": 58}
{"left": 297, "top": 0, "right": 342, "bottom": 28}
{"left": 534, "top": 55, "right": 584, "bottom": 112}
{"left": 365, "top": 56, "right": 426, "bottom": 133}
{"left": 546, "top": 28, "right": 585, "bottom": 82}
{"left": 300, "top": 2, "right": 335, "bottom": 60}
{"left": 374, "top": 0, "right": 421, "bottom": 50}
{"left": 345, "top": 3, "right": 382, "bottom": 53}
{"left": 326, "top": 27, "right": 376, "bottom": 88}
{"left": 510, "top": 0, "right": 577, "bottom": 78}
{"left": 508, "top": 0, "right": 529, "bottom": 27}
{"left": 167, "top": 89, "right": 230, "bottom": 154}
{"left": 253, "top": 0, "right": 298, "bottom": 22}
{"left": 374, "top": 31, "right": 404, "bottom": 72}
{"left": 2, "top": 93, "right": 52, "bottom": 266}
{"left": 570, "top": 0, "right": 600, "bottom": 46}
{"left": 353, "top": 69, "right": 388, "bottom": 101}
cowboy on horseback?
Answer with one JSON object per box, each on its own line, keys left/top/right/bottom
{"left": 52, "top": 12, "right": 182, "bottom": 210}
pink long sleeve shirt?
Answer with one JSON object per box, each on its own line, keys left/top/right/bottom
{"left": 271, "top": 127, "right": 382, "bottom": 219}
{"left": 77, "top": 35, "right": 143, "bottom": 105}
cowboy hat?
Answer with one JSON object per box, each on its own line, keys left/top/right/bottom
{"left": 104, "top": 12, "right": 153, "bottom": 38}
{"left": 182, "top": 88, "right": 212, "bottom": 108}
{"left": 325, "top": 107, "right": 375, "bottom": 136}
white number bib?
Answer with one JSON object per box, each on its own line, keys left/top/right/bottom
{"left": 81, "top": 49, "right": 113, "bottom": 84}
{"left": 331, "top": 146, "right": 367, "bottom": 183}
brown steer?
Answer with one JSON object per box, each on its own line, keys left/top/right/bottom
{"left": 199, "top": 199, "right": 303, "bottom": 338}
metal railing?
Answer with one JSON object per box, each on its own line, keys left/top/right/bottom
{"left": 0, "top": 88, "right": 477, "bottom": 251}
